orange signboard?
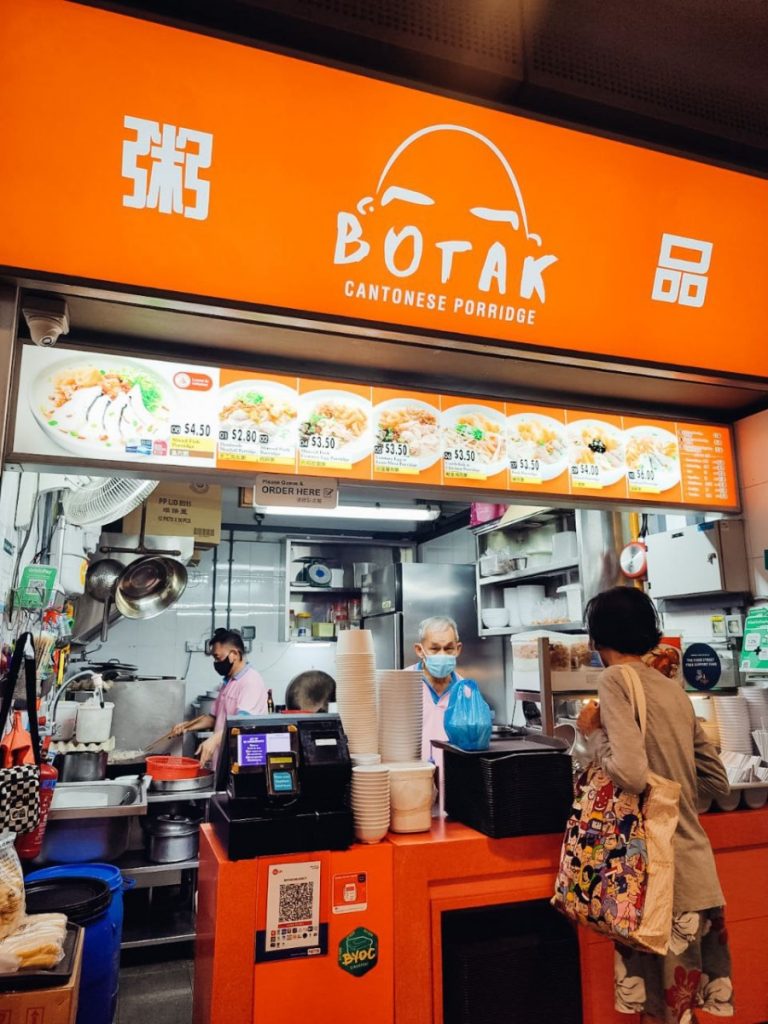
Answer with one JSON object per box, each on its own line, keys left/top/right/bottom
{"left": 0, "top": 2, "right": 767, "bottom": 380}
{"left": 12, "top": 346, "right": 739, "bottom": 510}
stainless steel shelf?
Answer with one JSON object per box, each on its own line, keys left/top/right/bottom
{"left": 478, "top": 560, "right": 579, "bottom": 586}
{"left": 147, "top": 789, "right": 215, "bottom": 804}
{"left": 290, "top": 586, "right": 361, "bottom": 594}
{"left": 121, "top": 910, "right": 196, "bottom": 949}
{"left": 116, "top": 851, "right": 199, "bottom": 875}
{"left": 515, "top": 689, "right": 597, "bottom": 703}
{"left": 480, "top": 621, "right": 584, "bottom": 637}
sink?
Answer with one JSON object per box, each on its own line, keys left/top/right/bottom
{"left": 39, "top": 777, "right": 148, "bottom": 864}
{"left": 49, "top": 778, "right": 148, "bottom": 820}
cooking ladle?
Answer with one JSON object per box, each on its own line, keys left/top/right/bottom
{"left": 84, "top": 558, "right": 124, "bottom": 642}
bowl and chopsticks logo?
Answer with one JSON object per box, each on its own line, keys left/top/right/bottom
{"left": 338, "top": 927, "right": 379, "bottom": 977}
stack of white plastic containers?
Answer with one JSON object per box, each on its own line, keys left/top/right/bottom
{"left": 335, "top": 630, "right": 378, "bottom": 754}
{"left": 712, "top": 694, "right": 753, "bottom": 755}
{"left": 335, "top": 631, "right": 435, "bottom": 841}
{"left": 377, "top": 669, "right": 435, "bottom": 834}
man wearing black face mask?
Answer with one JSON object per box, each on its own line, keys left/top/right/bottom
{"left": 171, "top": 628, "right": 268, "bottom": 766}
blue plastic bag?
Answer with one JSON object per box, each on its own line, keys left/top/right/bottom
{"left": 444, "top": 679, "right": 492, "bottom": 751}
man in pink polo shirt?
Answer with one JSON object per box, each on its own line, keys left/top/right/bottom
{"left": 172, "top": 628, "right": 268, "bottom": 766}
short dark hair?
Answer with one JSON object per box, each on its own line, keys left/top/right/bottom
{"left": 285, "top": 671, "right": 336, "bottom": 712}
{"left": 210, "top": 628, "right": 245, "bottom": 655}
{"left": 585, "top": 586, "right": 662, "bottom": 656}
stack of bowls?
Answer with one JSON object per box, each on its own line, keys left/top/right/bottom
{"left": 335, "top": 630, "right": 378, "bottom": 753}
{"left": 350, "top": 765, "right": 390, "bottom": 843}
{"left": 713, "top": 694, "right": 752, "bottom": 755}
{"left": 377, "top": 670, "right": 423, "bottom": 763}
{"left": 385, "top": 761, "right": 436, "bottom": 833}
{"left": 742, "top": 688, "right": 768, "bottom": 733}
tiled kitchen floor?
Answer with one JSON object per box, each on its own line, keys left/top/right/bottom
{"left": 117, "top": 957, "right": 194, "bottom": 1024}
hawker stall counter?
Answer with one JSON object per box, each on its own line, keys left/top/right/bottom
{"left": 194, "top": 812, "right": 768, "bottom": 1024}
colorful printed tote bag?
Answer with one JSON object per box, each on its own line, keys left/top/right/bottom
{"left": 552, "top": 666, "right": 681, "bottom": 955}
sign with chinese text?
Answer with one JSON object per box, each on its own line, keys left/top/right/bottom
{"left": 251, "top": 475, "right": 338, "bottom": 509}
{"left": 11, "top": 345, "right": 739, "bottom": 511}
{"left": 0, "top": 1, "right": 767, "bottom": 379}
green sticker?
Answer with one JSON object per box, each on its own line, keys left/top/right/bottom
{"left": 338, "top": 926, "right": 378, "bottom": 977}
{"left": 740, "top": 606, "right": 768, "bottom": 672}
{"left": 16, "top": 565, "right": 57, "bottom": 609}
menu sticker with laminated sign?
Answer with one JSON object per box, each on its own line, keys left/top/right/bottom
{"left": 167, "top": 366, "right": 218, "bottom": 463}
{"left": 338, "top": 927, "right": 378, "bottom": 977}
{"left": 441, "top": 397, "right": 507, "bottom": 489}
{"left": 216, "top": 370, "right": 298, "bottom": 470}
{"left": 623, "top": 416, "right": 683, "bottom": 502}
{"left": 298, "top": 381, "right": 373, "bottom": 478}
{"left": 257, "top": 860, "right": 325, "bottom": 962}
{"left": 566, "top": 413, "right": 626, "bottom": 496}
{"left": 677, "top": 422, "right": 736, "bottom": 509}
{"left": 332, "top": 872, "right": 368, "bottom": 915}
{"left": 507, "top": 403, "right": 568, "bottom": 491}
{"left": 740, "top": 607, "right": 768, "bottom": 673}
{"left": 372, "top": 388, "right": 442, "bottom": 484}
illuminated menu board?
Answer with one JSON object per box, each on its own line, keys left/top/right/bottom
{"left": 11, "top": 346, "right": 739, "bottom": 511}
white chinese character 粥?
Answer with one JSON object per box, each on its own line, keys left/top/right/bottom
{"left": 122, "top": 116, "right": 213, "bottom": 220}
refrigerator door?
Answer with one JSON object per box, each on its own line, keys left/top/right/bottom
{"left": 361, "top": 564, "right": 400, "bottom": 618}
{"left": 365, "top": 611, "right": 402, "bottom": 670}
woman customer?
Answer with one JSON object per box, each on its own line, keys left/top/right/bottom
{"left": 577, "top": 586, "right": 733, "bottom": 1024}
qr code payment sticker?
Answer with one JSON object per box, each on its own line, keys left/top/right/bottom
{"left": 279, "top": 881, "right": 314, "bottom": 923}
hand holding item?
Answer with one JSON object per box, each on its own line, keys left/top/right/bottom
{"left": 196, "top": 731, "right": 222, "bottom": 767}
{"left": 170, "top": 721, "right": 190, "bottom": 738}
{"left": 577, "top": 700, "right": 601, "bottom": 737}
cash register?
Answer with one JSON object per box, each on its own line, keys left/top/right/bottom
{"left": 209, "top": 713, "right": 354, "bottom": 860}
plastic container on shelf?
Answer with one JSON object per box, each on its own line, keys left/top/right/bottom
{"left": 551, "top": 531, "right": 578, "bottom": 562}
{"left": 75, "top": 702, "right": 114, "bottom": 743}
{"left": 556, "top": 584, "right": 583, "bottom": 623}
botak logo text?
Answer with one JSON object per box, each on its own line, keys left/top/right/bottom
{"left": 333, "top": 124, "right": 558, "bottom": 326}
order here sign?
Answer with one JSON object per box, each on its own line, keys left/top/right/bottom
{"left": 253, "top": 476, "right": 339, "bottom": 509}
{"left": 1, "top": 1, "right": 767, "bottom": 380}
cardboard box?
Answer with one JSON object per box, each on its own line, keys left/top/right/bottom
{"left": 2, "top": 926, "right": 83, "bottom": 1024}
{"left": 123, "top": 483, "right": 222, "bottom": 546}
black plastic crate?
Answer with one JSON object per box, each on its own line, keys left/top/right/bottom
{"left": 436, "top": 737, "right": 573, "bottom": 839}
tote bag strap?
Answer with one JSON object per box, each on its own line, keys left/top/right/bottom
{"left": 619, "top": 664, "right": 648, "bottom": 739}
{"left": 0, "top": 633, "right": 41, "bottom": 767}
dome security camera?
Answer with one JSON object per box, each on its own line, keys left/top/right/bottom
{"left": 22, "top": 297, "right": 70, "bottom": 347}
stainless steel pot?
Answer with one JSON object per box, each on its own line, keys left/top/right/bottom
{"left": 197, "top": 696, "right": 216, "bottom": 717}
{"left": 53, "top": 750, "right": 108, "bottom": 782}
{"left": 146, "top": 813, "right": 200, "bottom": 863}
{"left": 114, "top": 555, "right": 188, "bottom": 620}
{"left": 149, "top": 771, "right": 214, "bottom": 794}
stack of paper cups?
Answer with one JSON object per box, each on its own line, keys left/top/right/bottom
{"left": 377, "top": 670, "right": 423, "bottom": 763}
{"left": 335, "top": 630, "right": 378, "bottom": 753}
{"left": 350, "top": 765, "right": 390, "bottom": 844}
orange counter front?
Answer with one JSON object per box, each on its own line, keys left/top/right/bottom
{"left": 194, "top": 810, "right": 768, "bottom": 1024}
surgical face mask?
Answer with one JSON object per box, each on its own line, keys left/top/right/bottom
{"left": 213, "top": 656, "right": 232, "bottom": 677}
{"left": 422, "top": 653, "right": 456, "bottom": 679}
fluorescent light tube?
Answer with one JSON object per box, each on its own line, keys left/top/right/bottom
{"left": 253, "top": 504, "right": 440, "bottom": 521}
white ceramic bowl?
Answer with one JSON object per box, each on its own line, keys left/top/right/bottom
{"left": 481, "top": 608, "right": 509, "bottom": 629}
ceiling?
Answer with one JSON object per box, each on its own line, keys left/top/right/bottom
{"left": 87, "top": 0, "right": 768, "bottom": 173}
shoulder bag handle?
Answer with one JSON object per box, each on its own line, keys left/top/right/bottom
{"left": 619, "top": 663, "right": 648, "bottom": 739}
{"left": 0, "top": 632, "right": 41, "bottom": 767}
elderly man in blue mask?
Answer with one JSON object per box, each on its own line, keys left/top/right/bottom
{"left": 408, "top": 615, "right": 464, "bottom": 762}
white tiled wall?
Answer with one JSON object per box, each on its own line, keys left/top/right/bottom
{"left": 736, "top": 409, "right": 768, "bottom": 601}
{"left": 93, "top": 536, "right": 338, "bottom": 711}
{"left": 417, "top": 526, "right": 475, "bottom": 564}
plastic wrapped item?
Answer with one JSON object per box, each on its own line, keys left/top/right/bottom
{"left": 444, "top": 680, "right": 492, "bottom": 751}
{"left": 0, "top": 833, "right": 25, "bottom": 940}
{"left": 0, "top": 912, "right": 68, "bottom": 972}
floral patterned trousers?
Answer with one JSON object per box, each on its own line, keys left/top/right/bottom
{"left": 615, "top": 907, "right": 734, "bottom": 1023}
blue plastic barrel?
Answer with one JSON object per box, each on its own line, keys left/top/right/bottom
{"left": 25, "top": 868, "right": 128, "bottom": 1024}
